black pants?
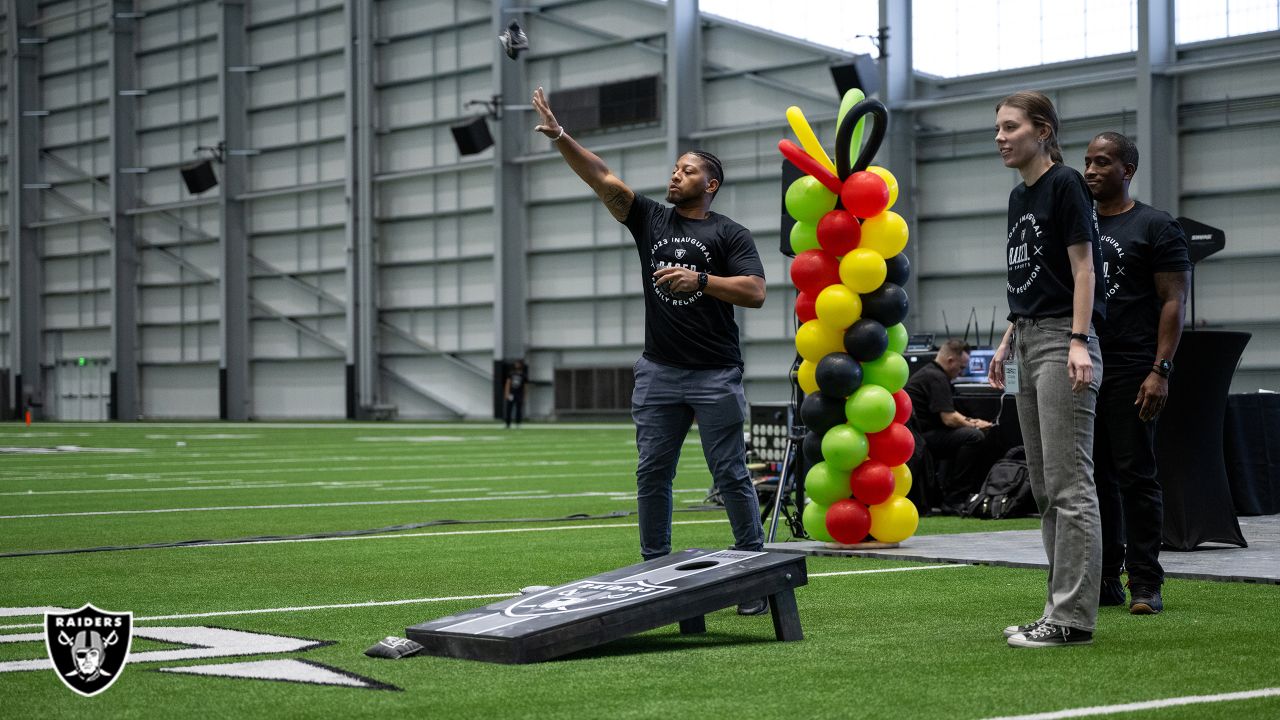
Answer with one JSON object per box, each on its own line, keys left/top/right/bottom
{"left": 923, "top": 426, "right": 989, "bottom": 507}
{"left": 1094, "top": 370, "right": 1163, "bottom": 585}
{"left": 504, "top": 395, "right": 523, "bottom": 427}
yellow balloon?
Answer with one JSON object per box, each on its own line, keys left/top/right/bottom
{"left": 839, "top": 248, "right": 888, "bottom": 294}
{"left": 795, "top": 320, "right": 844, "bottom": 363}
{"left": 860, "top": 211, "right": 909, "bottom": 258}
{"left": 797, "top": 359, "right": 819, "bottom": 395}
{"left": 867, "top": 166, "right": 899, "bottom": 210}
{"left": 890, "top": 463, "right": 913, "bottom": 499}
{"left": 815, "top": 284, "right": 862, "bottom": 331}
{"left": 786, "top": 106, "right": 838, "bottom": 176}
{"left": 869, "top": 495, "right": 919, "bottom": 543}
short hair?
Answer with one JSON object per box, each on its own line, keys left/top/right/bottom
{"left": 995, "top": 90, "right": 1063, "bottom": 164}
{"left": 683, "top": 150, "right": 723, "bottom": 198}
{"left": 1093, "top": 131, "right": 1139, "bottom": 171}
{"left": 939, "top": 339, "right": 971, "bottom": 357}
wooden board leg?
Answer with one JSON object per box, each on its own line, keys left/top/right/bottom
{"left": 769, "top": 587, "right": 803, "bottom": 641}
{"left": 678, "top": 615, "right": 706, "bottom": 634}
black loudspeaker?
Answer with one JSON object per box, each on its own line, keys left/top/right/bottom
{"left": 180, "top": 159, "right": 218, "bottom": 194}
{"left": 779, "top": 159, "right": 805, "bottom": 257}
{"left": 1176, "top": 216, "right": 1226, "bottom": 264}
{"left": 451, "top": 116, "right": 494, "bottom": 155}
{"left": 830, "top": 54, "right": 880, "bottom": 98}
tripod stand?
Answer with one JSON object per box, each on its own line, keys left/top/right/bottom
{"left": 764, "top": 416, "right": 808, "bottom": 542}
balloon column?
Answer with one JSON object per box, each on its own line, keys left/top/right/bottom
{"left": 783, "top": 89, "right": 920, "bottom": 546}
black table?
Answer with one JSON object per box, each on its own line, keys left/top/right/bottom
{"left": 1224, "top": 392, "right": 1280, "bottom": 516}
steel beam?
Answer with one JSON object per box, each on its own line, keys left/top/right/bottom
{"left": 1137, "top": 0, "right": 1178, "bottom": 215}
{"left": 666, "top": 0, "right": 699, "bottom": 158}
{"left": 7, "top": 0, "right": 42, "bottom": 420}
{"left": 344, "top": 0, "right": 378, "bottom": 418}
{"left": 219, "top": 0, "right": 250, "bottom": 420}
{"left": 879, "top": 0, "right": 920, "bottom": 329}
{"left": 493, "top": 0, "right": 528, "bottom": 379}
{"left": 108, "top": 0, "right": 139, "bottom": 420}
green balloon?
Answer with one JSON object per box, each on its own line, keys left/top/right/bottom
{"left": 785, "top": 176, "right": 837, "bottom": 225}
{"left": 845, "top": 384, "right": 896, "bottom": 433}
{"left": 805, "top": 461, "right": 852, "bottom": 506}
{"left": 886, "top": 323, "right": 909, "bottom": 354}
{"left": 803, "top": 500, "right": 835, "bottom": 543}
{"left": 861, "top": 351, "right": 910, "bottom": 393}
{"left": 820, "top": 424, "right": 869, "bottom": 472}
{"left": 790, "top": 221, "right": 821, "bottom": 255}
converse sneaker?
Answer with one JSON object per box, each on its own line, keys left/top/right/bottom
{"left": 1099, "top": 576, "right": 1126, "bottom": 606}
{"left": 1129, "top": 585, "right": 1163, "bottom": 615}
{"left": 1008, "top": 622, "right": 1093, "bottom": 648}
{"left": 1002, "top": 618, "right": 1046, "bottom": 639}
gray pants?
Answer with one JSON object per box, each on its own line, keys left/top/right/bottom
{"left": 632, "top": 356, "right": 764, "bottom": 560}
{"left": 1013, "top": 317, "right": 1103, "bottom": 632}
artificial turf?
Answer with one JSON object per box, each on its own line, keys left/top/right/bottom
{"left": 1, "top": 422, "right": 1276, "bottom": 719}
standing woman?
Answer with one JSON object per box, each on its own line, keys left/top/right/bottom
{"left": 988, "top": 91, "right": 1106, "bottom": 648}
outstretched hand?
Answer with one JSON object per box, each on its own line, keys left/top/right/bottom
{"left": 532, "top": 87, "right": 562, "bottom": 139}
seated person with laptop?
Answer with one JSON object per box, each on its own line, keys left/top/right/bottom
{"left": 903, "top": 339, "right": 1001, "bottom": 512}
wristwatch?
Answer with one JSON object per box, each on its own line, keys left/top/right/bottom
{"left": 1152, "top": 358, "right": 1173, "bottom": 378}
{"left": 696, "top": 272, "right": 708, "bottom": 291}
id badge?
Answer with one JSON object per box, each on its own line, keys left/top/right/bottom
{"left": 1004, "top": 358, "right": 1021, "bottom": 394}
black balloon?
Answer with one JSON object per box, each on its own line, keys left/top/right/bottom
{"left": 800, "top": 392, "right": 848, "bottom": 435}
{"left": 843, "top": 318, "right": 889, "bottom": 362}
{"left": 802, "top": 430, "right": 824, "bottom": 465}
{"left": 815, "top": 352, "right": 863, "bottom": 398}
{"left": 860, "top": 283, "right": 909, "bottom": 327}
{"left": 885, "top": 253, "right": 911, "bottom": 287}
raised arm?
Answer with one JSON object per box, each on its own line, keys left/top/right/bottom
{"left": 532, "top": 86, "right": 635, "bottom": 222}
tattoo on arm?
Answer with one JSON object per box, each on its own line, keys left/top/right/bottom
{"left": 600, "top": 185, "right": 632, "bottom": 221}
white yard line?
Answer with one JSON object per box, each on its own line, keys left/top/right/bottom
{"left": 0, "top": 559, "right": 965, "bottom": 630}
{"left": 0, "top": 488, "right": 707, "bottom": 519}
{"left": 982, "top": 688, "right": 1280, "bottom": 720}
{"left": 809, "top": 564, "right": 971, "bottom": 577}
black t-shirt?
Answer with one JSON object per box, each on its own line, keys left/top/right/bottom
{"left": 1096, "top": 202, "right": 1191, "bottom": 372}
{"left": 1005, "top": 163, "right": 1105, "bottom": 324}
{"left": 623, "top": 194, "right": 765, "bottom": 369}
{"left": 903, "top": 361, "right": 955, "bottom": 434}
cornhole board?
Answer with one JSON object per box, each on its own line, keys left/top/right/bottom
{"left": 406, "top": 548, "right": 807, "bottom": 664}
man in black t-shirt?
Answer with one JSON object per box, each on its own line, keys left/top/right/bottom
{"left": 903, "top": 340, "right": 995, "bottom": 511}
{"left": 532, "top": 88, "right": 770, "bottom": 614}
{"left": 1084, "top": 132, "right": 1191, "bottom": 616}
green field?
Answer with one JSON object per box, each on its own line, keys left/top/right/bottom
{"left": 1, "top": 422, "right": 1277, "bottom": 719}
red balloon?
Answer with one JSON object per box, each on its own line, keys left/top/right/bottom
{"left": 825, "top": 498, "right": 871, "bottom": 545}
{"left": 789, "top": 249, "right": 841, "bottom": 295}
{"left": 795, "top": 291, "right": 817, "bottom": 323}
{"left": 867, "top": 422, "right": 915, "bottom": 467}
{"left": 816, "top": 210, "right": 862, "bottom": 257}
{"left": 851, "top": 460, "right": 895, "bottom": 505}
{"left": 779, "top": 139, "right": 843, "bottom": 194}
{"left": 841, "top": 171, "right": 890, "bottom": 219}
{"left": 893, "top": 390, "right": 913, "bottom": 425}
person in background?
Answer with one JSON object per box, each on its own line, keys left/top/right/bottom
{"left": 1084, "top": 131, "right": 1190, "bottom": 615}
{"left": 988, "top": 90, "right": 1105, "bottom": 648}
{"left": 504, "top": 359, "right": 528, "bottom": 429}
{"left": 903, "top": 339, "right": 995, "bottom": 512}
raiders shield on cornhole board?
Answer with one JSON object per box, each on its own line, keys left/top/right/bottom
{"left": 44, "top": 604, "right": 133, "bottom": 697}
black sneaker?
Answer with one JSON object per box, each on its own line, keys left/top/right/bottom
{"left": 1002, "top": 618, "right": 1046, "bottom": 638}
{"left": 1099, "top": 576, "right": 1126, "bottom": 606}
{"left": 736, "top": 598, "right": 768, "bottom": 616}
{"left": 1007, "top": 623, "right": 1093, "bottom": 648}
{"left": 1129, "top": 585, "right": 1163, "bottom": 615}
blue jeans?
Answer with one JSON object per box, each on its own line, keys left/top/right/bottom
{"left": 1013, "top": 317, "right": 1103, "bottom": 632}
{"left": 632, "top": 356, "right": 764, "bottom": 560}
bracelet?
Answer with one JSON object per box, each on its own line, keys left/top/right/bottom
{"left": 1151, "top": 364, "right": 1170, "bottom": 378}
{"left": 551, "top": 127, "right": 565, "bottom": 141}
{"left": 1069, "top": 332, "right": 1094, "bottom": 344}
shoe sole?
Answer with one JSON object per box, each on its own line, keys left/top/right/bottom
{"left": 1130, "top": 602, "right": 1161, "bottom": 615}
{"left": 1002, "top": 622, "right": 1043, "bottom": 638}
